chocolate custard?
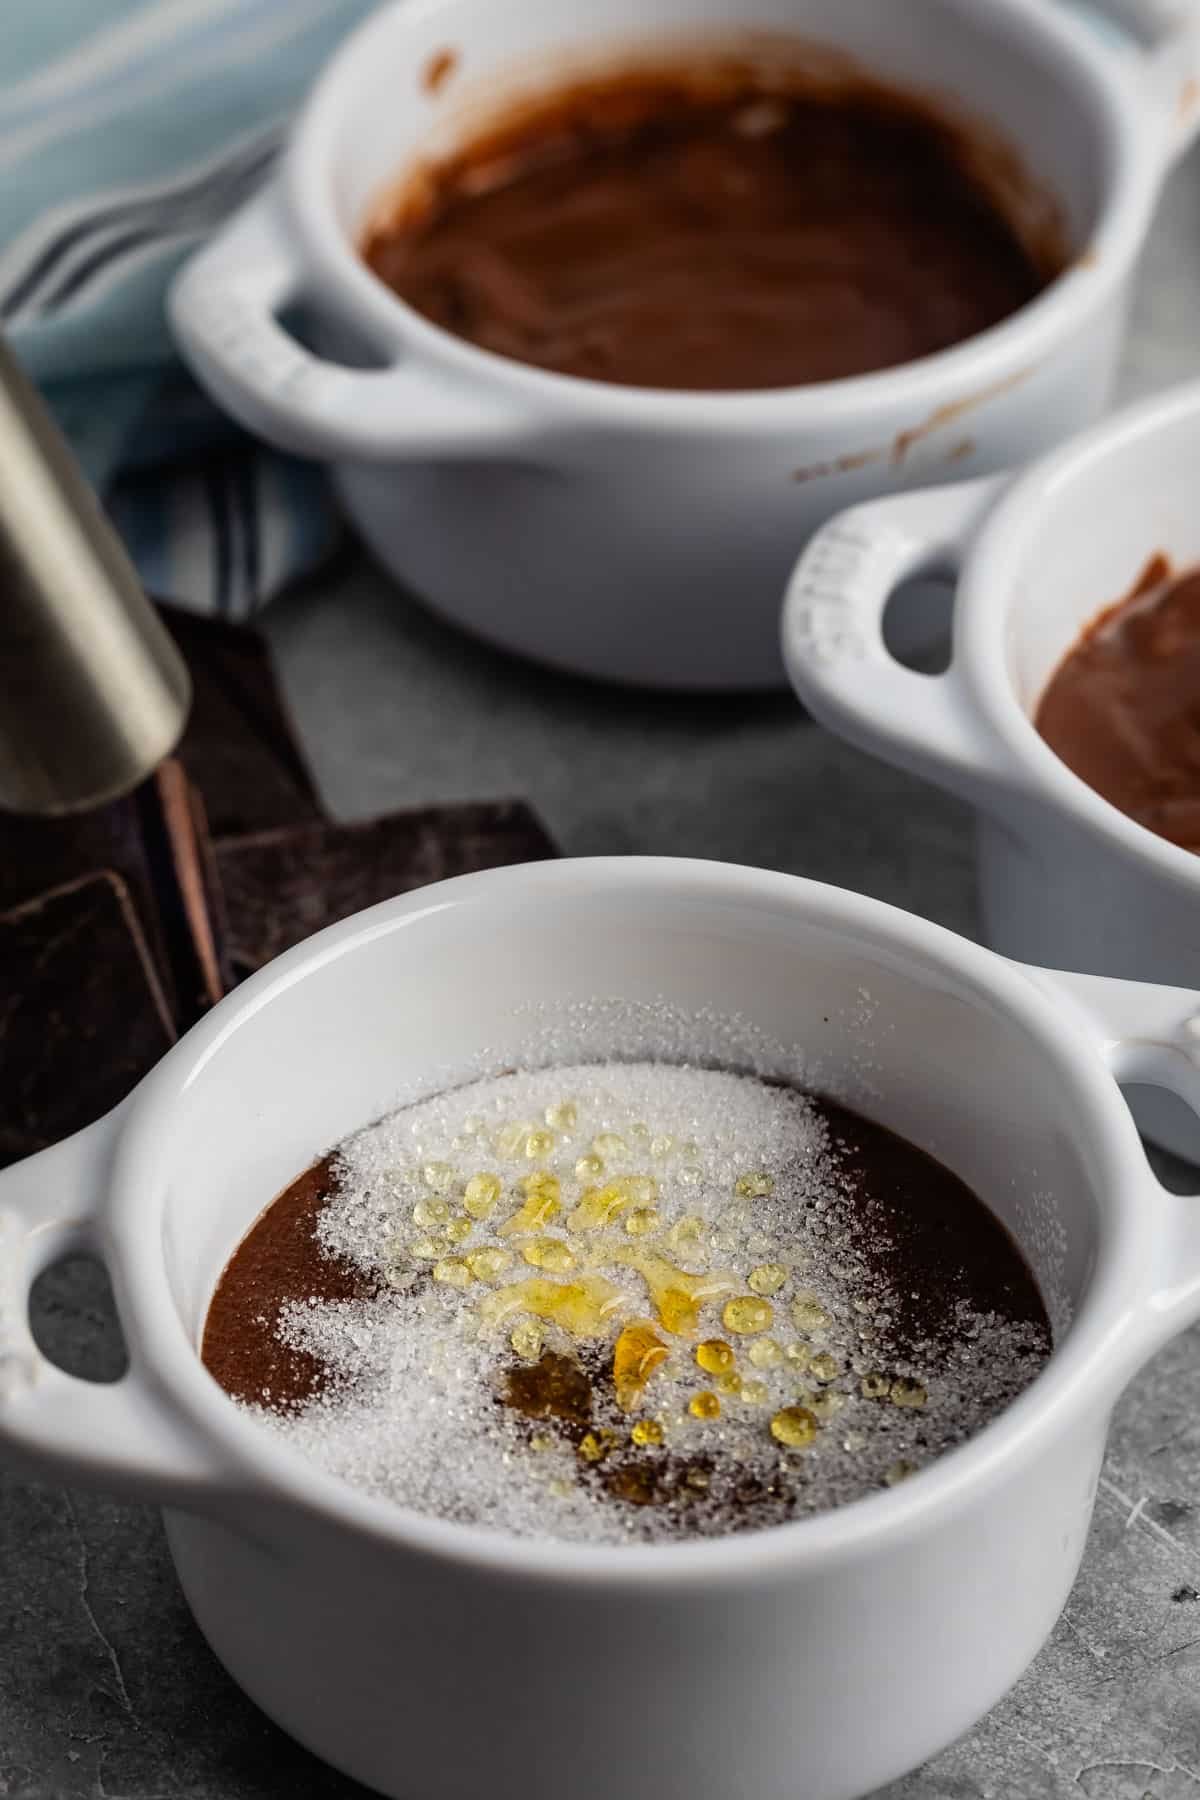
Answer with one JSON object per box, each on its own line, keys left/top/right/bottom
{"left": 202, "top": 1065, "right": 1050, "bottom": 1544}
{"left": 1036, "top": 557, "right": 1200, "bottom": 852}
{"left": 361, "top": 62, "right": 1061, "bottom": 391}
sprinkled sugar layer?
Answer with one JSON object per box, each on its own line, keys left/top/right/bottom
{"left": 208, "top": 1064, "right": 1052, "bottom": 1545}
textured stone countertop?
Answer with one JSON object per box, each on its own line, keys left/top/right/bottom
{"left": 7, "top": 138, "right": 1200, "bottom": 1800}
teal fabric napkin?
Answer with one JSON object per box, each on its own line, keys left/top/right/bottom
{"left": 0, "top": 0, "right": 377, "bottom": 616}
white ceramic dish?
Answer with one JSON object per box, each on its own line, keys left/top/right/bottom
{"left": 169, "top": 0, "right": 1198, "bottom": 690}
{"left": 4, "top": 858, "right": 1200, "bottom": 1800}
{"left": 782, "top": 379, "right": 1200, "bottom": 1163}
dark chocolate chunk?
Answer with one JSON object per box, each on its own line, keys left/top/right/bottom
{"left": 0, "top": 606, "right": 308, "bottom": 1024}
{"left": 0, "top": 763, "right": 232, "bottom": 1034}
{"left": 0, "top": 615, "right": 313, "bottom": 907}
{"left": 214, "top": 799, "right": 557, "bottom": 976}
{"left": 162, "top": 612, "right": 320, "bottom": 836}
{"left": 0, "top": 873, "right": 174, "bottom": 1168}
{"left": 0, "top": 791, "right": 176, "bottom": 1008}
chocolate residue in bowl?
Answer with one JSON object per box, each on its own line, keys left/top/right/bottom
{"left": 362, "top": 52, "right": 1067, "bottom": 393}
{"left": 422, "top": 48, "right": 459, "bottom": 97}
{"left": 1036, "top": 555, "right": 1200, "bottom": 853}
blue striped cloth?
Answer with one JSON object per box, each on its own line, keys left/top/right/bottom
{"left": 1, "top": 0, "right": 378, "bottom": 619}
{"left": 0, "top": 1, "right": 1135, "bottom": 622}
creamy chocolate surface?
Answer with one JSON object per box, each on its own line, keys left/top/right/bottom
{"left": 1036, "top": 558, "right": 1200, "bottom": 852}
{"left": 202, "top": 1084, "right": 1050, "bottom": 1540}
{"left": 202, "top": 1156, "right": 375, "bottom": 1409}
{"left": 362, "top": 65, "right": 1057, "bottom": 392}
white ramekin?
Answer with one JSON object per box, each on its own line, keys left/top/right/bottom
{"left": 4, "top": 858, "right": 1200, "bottom": 1800}
{"left": 168, "top": 0, "right": 1198, "bottom": 690}
{"left": 782, "top": 379, "right": 1200, "bottom": 1163}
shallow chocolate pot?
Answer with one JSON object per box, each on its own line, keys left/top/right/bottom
{"left": 4, "top": 860, "right": 1200, "bottom": 1798}
{"left": 783, "top": 378, "right": 1200, "bottom": 1164}
{"left": 170, "top": 0, "right": 1199, "bottom": 688}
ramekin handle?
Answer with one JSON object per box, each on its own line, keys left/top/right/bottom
{"left": 0, "top": 1110, "right": 239, "bottom": 1504}
{"left": 782, "top": 476, "right": 1026, "bottom": 808}
{"left": 1019, "top": 964, "right": 1200, "bottom": 1354}
{"left": 1087, "top": 0, "right": 1200, "bottom": 161}
{"left": 169, "top": 180, "right": 530, "bottom": 462}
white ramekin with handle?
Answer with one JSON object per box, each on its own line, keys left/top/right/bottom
{"left": 782, "top": 380, "right": 1200, "bottom": 1164}
{"left": 168, "top": 0, "right": 1198, "bottom": 690}
{"left": 4, "top": 858, "right": 1200, "bottom": 1800}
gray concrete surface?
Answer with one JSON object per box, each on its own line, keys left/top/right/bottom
{"left": 7, "top": 135, "right": 1200, "bottom": 1800}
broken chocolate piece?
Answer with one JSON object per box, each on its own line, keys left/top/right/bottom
{"left": 214, "top": 799, "right": 557, "bottom": 976}
{"left": 0, "top": 873, "right": 175, "bottom": 1168}
{"left": 0, "top": 607, "right": 304, "bottom": 1025}
{"left": 162, "top": 612, "right": 320, "bottom": 836}
{"left": 0, "top": 790, "right": 183, "bottom": 1021}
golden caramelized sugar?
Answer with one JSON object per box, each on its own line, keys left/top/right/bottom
{"left": 696, "top": 1338, "right": 735, "bottom": 1376}
{"left": 479, "top": 1274, "right": 625, "bottom": 1337}
{"left": 613, "top": 1321, "right": 670, "bottom": 1412}
{"left": 203, "top": 1063, "right": 1052, "bottom": 1545}
{"left": 770, "top": 1406, "right": 819, "bottom": 1449}
{"left": 723, "top": 1295, "right": 774, "bottom": 1335}
{"left": 607, "top": 1245, "right": 741, "bottom": 1335}
{"left": 501, "top": 1171, "right": 562, "bottom": 1235}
